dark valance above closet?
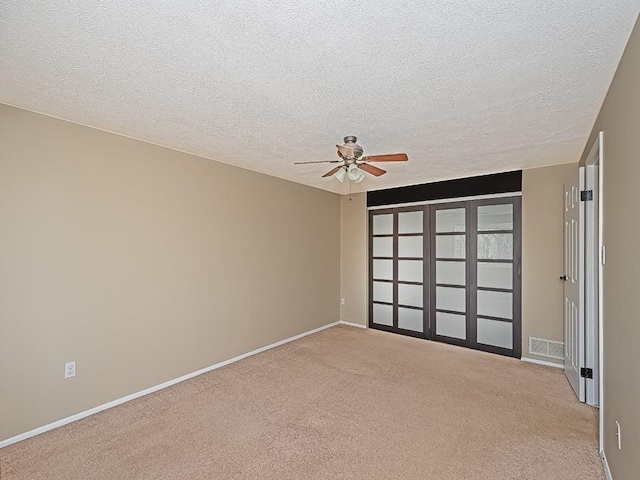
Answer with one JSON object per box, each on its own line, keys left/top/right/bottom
{"left": 367, "top": 171, "right": 522, "bottom": 208}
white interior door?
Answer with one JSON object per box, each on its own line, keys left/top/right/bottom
{"left": 563, "top": 177, "right": 585, "bottom": 401}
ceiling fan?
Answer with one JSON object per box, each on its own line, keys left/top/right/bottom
{"left": 294, "top": 136, "right": 408, "bottom": 183}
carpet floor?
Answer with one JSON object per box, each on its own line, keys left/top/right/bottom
{"left": 0, "top": 325, "right": 603, "bottom": 479}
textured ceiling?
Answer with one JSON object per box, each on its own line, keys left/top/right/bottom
{"left": 1, "top": 2, "right": 638, "bottom": 194}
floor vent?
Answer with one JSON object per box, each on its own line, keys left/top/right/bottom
{"left": 529, "top": 337, "right": 564, "bottom": 360}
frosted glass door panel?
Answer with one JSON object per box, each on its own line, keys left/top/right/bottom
{"left": 373, "top": 303, "right": 393, "bottom": 326}
{"left": 398, "top": 283, "right": 423, "bottom": 307}
{"left": 398, "top": 307, "right": 423, "bottom": 332}
{"left": 398, "top": 236, "right": 423, "bottom": 258}
{"left": 436, "top": 235, "right": 466, "bottom": 258}
{"left": 477, "top": 234, "right": 513, "bottom": 259}
{"left": 436, "top": 209, "right": 465, "bottom": 232}
{"left": 478, "top": 204, "right": 513, "bottom": 231}
{"left": 477, "top": 318, "right": 513, "bottom": 349}
{"left": 436, "top": 261, "right": 465, "bottom": 286}
{"left": 398, "top": 211, "right": 423, "bottom": 233}
{"left": 436, "top": 312, "right": 466, "bottom": 339}
{"left": 477, "top": 290, "right": 513, "bottom": 319}
{"left": 373, "top": 237, "right": 393, "bottom": 257}
{"left": 398, "top": 260, "right": 423, "bottom": 282}
{"left": 373, "top": 281, "right": 393, "bottom": 303}
{"left": 436, "top": 286, "right": 466, "bottom": 313}
{"left": 373, "top": 259, "right": 393, "bottom": 280}
{"left": 372, "top": 214, "right": 393, "bottom": 235}
{"left": 477, "top": 263, "right": 513, "bottom": 289}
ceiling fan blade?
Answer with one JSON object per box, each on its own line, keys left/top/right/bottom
{"left": 322, "top": 166, "right": 343, "bottom": 178}
{"left": 361, "top": 153, "right": 408, "bottom": 162}
{"left": 359, "top": 163, "right": 386, "bottom": 177}
{"left": 294, "top": 160, "right": 342, "bottom": 165}
{"left": 336, "top": 145, "right": 355, "bottom": 158}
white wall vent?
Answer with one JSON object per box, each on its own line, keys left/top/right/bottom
{"left": 529, "top": 337, "right": 564, "bottom": 360}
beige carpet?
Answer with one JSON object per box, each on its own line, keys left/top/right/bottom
{"left": 0, "top": 326, "right": 603, "bottom": 479}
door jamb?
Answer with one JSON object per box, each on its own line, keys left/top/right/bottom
{"left": 584, "top": 131, "right": 604, "bottom": 452}
{"left": 583, "top": 164, "right": 599, "bottom": 407}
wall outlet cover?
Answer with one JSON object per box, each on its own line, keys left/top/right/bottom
{"left": 65, "top": 361, "right": 76, "bottom": 379}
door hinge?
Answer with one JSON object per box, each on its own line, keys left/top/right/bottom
{"left": 580, "top": 190, "right": 593, "bottom": 201}
{"left": 580, "top": 367, "right": 593, "bottom": 379}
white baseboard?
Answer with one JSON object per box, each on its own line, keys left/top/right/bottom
{"left": 0, "top": 321, "right": 340, "bottom": 449}
{"left": 521, "top": 357, "right": 563, "bottom": 369}
{"left": 601, "top": 450, "right": 613, "bottom": 480}
{"left": 339, "top": 320, "right": 367, "bottom": 329}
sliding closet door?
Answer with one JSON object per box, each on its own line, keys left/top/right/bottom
{"left": 427, "top": 197, "right": 521, "bottom": 357}
{"left": 471, "top": 198, "right": 522, "bottom": 357}
{"left": 430, "top": 203, "right": 469, "bottom": 347}
{"left": 369, "top": 207, "right": 428, "bottom": 338}
{"left": 370, "top": 211, "right": 395, "bottom": 329}
{"left": 397, "top": 209, "right": 428, "bottom": 335}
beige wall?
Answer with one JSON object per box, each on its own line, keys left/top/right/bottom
{"left": 339, "top": 193, "right": 367, "bottom": 325}
{"left": 521, "top": 163, "right": 577, "bottom": 363}
{"left": 0, "top": 105, "right": 340, "bottom": 442}
{"left": 578, "top": 18, "right": 640, "bottom": 480}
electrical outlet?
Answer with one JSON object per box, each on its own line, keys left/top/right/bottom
{"left": 65, "top": 361, "right": 76, "bottom": 379}
{"left": 615, "top": 421, "right": 621, "bottom": 450}
{"left": 341, "top": 298, "right": 346, "bottom": 306}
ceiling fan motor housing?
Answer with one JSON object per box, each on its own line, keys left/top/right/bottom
{"left": 342, "top": 136, "right": 363, "bottom": 158}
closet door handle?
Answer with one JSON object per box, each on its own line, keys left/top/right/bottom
{"left": 560, "top": 275, "right": 567, "bottom": 281}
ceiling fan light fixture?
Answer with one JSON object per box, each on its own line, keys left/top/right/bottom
{"left": 335, "top": 167, "right": 347, "bottom": 183}
{"left": 347, "top": 164, "right": 365, "bottom": 183}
